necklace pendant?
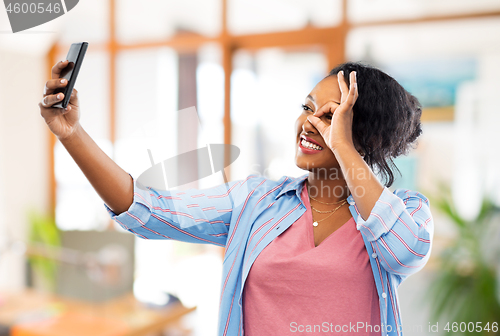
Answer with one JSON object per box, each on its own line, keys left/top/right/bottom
{"left": 313, "top": 221, "right": 318, "bottom": 227}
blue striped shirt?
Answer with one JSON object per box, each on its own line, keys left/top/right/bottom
{"left": 104, "top": 173, "right": 433, "bottom": 336}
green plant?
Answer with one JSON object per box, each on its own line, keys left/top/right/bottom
{"left": 27, "top": 209, "right": 61, "bottom": 292}
{"left": 426, "top": 182, "right": 500, "bottom": 335}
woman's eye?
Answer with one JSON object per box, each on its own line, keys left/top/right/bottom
{"left": 302, "top": 104, "right": 332, "bottom": 120}
{"left": 301, "top": 104, "right": 313, "bottom": 113}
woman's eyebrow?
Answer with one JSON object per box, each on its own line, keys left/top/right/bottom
{"left": 306, "top": 94, "right": 340, "bottom": 106}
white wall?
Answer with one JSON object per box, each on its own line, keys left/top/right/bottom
{"left": 0, "top": 48, "right": 49, "bottom": 290}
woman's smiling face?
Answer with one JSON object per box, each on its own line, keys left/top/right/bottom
{"left": 294, "top": 75, "right": 343, "bottom": 172}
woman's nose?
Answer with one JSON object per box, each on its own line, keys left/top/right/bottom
{"left": 302, "top": 116, "right": 317, "bottom": 134}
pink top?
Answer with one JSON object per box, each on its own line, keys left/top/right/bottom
{"left": 242, "top": 181, "right": 381, "bottom": 335}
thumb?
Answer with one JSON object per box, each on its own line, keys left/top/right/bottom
{"left": 307, "top": 115, "right": 327, "bottom": 135}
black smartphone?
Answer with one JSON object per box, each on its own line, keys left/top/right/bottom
{"left": 52, "top": 42, "right": 88, "bottom": 109}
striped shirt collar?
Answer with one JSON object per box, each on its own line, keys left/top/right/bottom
{"left": 274, "top": 173, "right": 355, "bottom": 205}
{"left": 274, "top": 173, "right": 308, "bottom": 200}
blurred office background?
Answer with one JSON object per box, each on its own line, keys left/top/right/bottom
{"left": 1, "top": 0, "right": 500, "bottom": 335}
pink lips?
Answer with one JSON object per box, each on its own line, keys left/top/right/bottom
{"left": 301, "top": 135, "right": 323, "bottom": 147}
{"left": 298, "top": 137, "right": 324, "bottom": 155}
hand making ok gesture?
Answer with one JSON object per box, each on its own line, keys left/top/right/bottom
{"left": 306, "top": 71, "right": 359, "bottom": 153}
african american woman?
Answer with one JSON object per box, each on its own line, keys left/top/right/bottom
{"left": 39, "top": 61, "right": 434, "bottom": 336}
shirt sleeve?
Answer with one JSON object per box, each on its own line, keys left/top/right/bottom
{"left": 104, "top": 174, "right": 244, "bottom": 247}
{"left": 354, "top": 187, "right": 434, "bottom": 278}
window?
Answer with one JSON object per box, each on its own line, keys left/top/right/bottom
{"left": 47, "top": 1, "right": 497, "bottom": 334}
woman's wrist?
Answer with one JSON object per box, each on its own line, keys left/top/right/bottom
{"left": 333, "top": 140, "right": 384, "bottom": 221}
{"left": 331, "top": 140, "right": 356, "bottom": 156}
{"left": 58, "top": 123, "right": 83, "bottom": 144}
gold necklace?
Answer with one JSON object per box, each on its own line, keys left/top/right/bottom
{"left": 309, "top": 195, "right": 348, "bottom": 205}
{"left": 309, "top": 195, "right": 348, "bottom": 213}
{"left": 311, "top": 200, "right": 347, "bottom": 227}
{"left": 310, "top": 203, "right": 345, "bottom": 214}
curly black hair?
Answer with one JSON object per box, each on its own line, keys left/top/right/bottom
{"left": 327, "top": 61, "right": 423, "bottom": 188}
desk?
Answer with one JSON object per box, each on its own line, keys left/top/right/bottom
{"left": 0, "top": 289, "right": 196, "bottom": 336}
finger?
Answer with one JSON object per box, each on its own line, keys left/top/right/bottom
{"left": 40, "top": 93, "right": 64, "bottom": 108}
{"left": 51, "top": 60, "right": 69, "bottom": 79}
{"left": 314, "top": 101, "right": 336, "bottom": 117}
{"left": 344, "top": 71, "right": 358, "bottom": 106}
{"left": 306, "top": 115, "right": 328, "bottom": 135}
{"left": 43, "top": 78, "right": 68, "bottom": 95}
{"left": 352, "top": 71, "right": 359, "bottom": 101}
{"left": 313, "top": 108, "right": 324, "bottom": 118}
{"left": 337, "top": 71, "right": 349, "bottom": 102}
{"left": 60, "top": 89, "right": 78, "bottom": 113}
{"left": 349, "top": 71, "right": 357, "bottom": 94}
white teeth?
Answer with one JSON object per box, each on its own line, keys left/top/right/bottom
{"left": 301, "top": 139, "right": 323, "bottom": 150}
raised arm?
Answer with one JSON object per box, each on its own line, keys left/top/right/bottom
{"left": 39, "top": 60, "right": 133, "bottom": 214}
{"left": 306, "top": 69, "right": 434, "bottom": 278}
{"left": 105, "top": 175, "right": 245, "bottom": 247}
